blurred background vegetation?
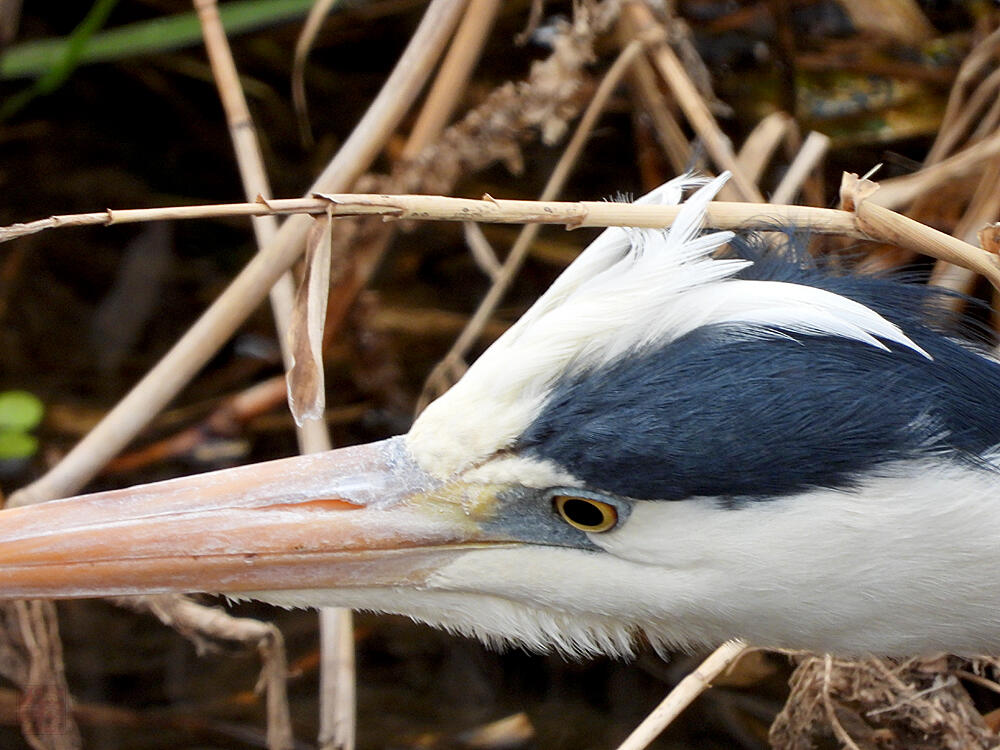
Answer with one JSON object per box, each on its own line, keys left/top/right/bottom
{"left": 0, "top": 1, "right": 996, "bottom": 748}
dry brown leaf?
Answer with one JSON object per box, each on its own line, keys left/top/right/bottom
{"left": 286, "top": 210, "right": 333, "bottom": 426}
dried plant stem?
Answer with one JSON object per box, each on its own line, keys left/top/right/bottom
{"left": 953, "top": 669, "right": 1000, "bottom": 696}
{"left": 319, "top": 607, "right": 355, "bottom": 750}
{"left": 401, "top": 0, "right": 501, "bottom": 159}
{"left": 737, "top": 111, "right": 795, "bottom": 185}
{"left": 309, "top": 0, "right": 501, "bottom": 392}
{"left": 4, "top": 193, "right": 996, "bottom": 288}
{"left": 873, "top": 127, "right": 1000, "bottom": 209}
{"left": 195, "top": 3, "right": 349, "bottom": 749}
{"left": 821, "top": 654, "right": 863, "bottom": 750}
{"left": 0, "top": 196, "right": 866, "bottom": 238}
{"left": 463, "top": 222, "right": 503, "bottom": 279}
{"left": 419, "top": 38, "right": 646, "bottom": 405}
{"left": 290, "top": 2, "right": 502, "bottom": 716}
{"left": 624, "top": 51, "right": 692, "bottom": 174}
{"left": 854, "top": 198, "right": 1000, "bottom": 288}
{"left": 111, "top": 596, "right": 294, "bottom": 750}
{"left": 770, "top": 130, "right": 830, "bottom": 205}
{"left": 194, "top": 1, "right": 330, "bottom": 456}
{"left": 615, "top": 640, "right": 748, "bottom": 750}
{"left": 292, "top": 0, "right": 341, "bottom": 146}
{"left": 928, "top": 66, "right": 1000, "bottom": 164}
{"left": 929, "top": 157, "right": 1000, "bottom": 297}
{"left": 8, "top": 0, "right": 468, "bottom": 508}
{"left": 14, "top": 600, "right": 81, "bottom": 750}
{"left": 622, "top": 3, "right": 762, "bottom": 202}
{"left": 925, "top": 26, "right": 1000, "bottom": 164}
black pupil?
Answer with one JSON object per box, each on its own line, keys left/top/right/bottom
{"left": 562, "top": 498, "right": 605, "bottom": 528}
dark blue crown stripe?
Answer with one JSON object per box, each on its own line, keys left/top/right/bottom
{"left": 518, "top": 235, "right": 1000, "bottom": 501}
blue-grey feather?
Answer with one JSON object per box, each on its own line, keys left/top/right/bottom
{"left": 518, "top": 234, "right": 1000, "bottom": 501}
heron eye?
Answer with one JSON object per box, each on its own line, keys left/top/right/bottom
{"left": 553, "top": 495, "right": 618, "bottom": 532}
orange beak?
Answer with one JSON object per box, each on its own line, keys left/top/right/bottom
{"left": 0, "top": 437, "right": 501, "bottom": 600}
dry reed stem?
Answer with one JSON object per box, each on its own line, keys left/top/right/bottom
{"left": 227, "top": 0, "right": 618, "bottom": 428}
{"left": 195, "top": 3, "right": 347, "bottom": 748}
{"left": 0, "top": 195, "right": 896, "bottom": 237}
{"left": 463, "top": 221, "right": 503, "bottom": 280}
{"left": 196, "top": 0, "right": 335, "bottom": 470}
{"left": 952, "top": 669, "right": 1000, "bottom": 696}
{"left": 860, "top": 28, "right": 1000, "bottom": 284}
{"left": 821, "top": 654, "right": 863, "bottom": 750}
{"left": 921, "top": 34, "right": 1000, "bottom": 301}
{"left": 291, "top": 0, "right": 341, "bottom": 147}
{"left": 614, "top": 640, "right": 748, "bottom": 750}
{"left": 418, "top": 38, "right": 647, "bottom": 406}
{"left": 874, "top": 126, "right": 1000, "bottom": 209}
{"left": 857, "top": 199, "right": 1000, "bottom": 287}
{"left": 110, "top": 596, "right": 294, "bottom": 750}
{"left": 319, "top": 607, "right": 355, "bottom": 750}
{"left": 4, "top": 192, "right": 996, "bottom": 289}
{"left": 971, "top": 90, "right": 1000, "bottom": 144}
{"left": 930, "top": 157, "right": 1000, "bottom": 297}
{"left": 623, "top": 52, "right": 692, "bottom": 174}
{"left": 736, "top": 111, "right": 796, "bottom": 186}
{"left": 848, "top": 173, "right": 1000, "bottom": 289}
{"left": 622, "top": 3, "right": 763, "bottom": 202}
{"left": 323, "top": 0, "right": 509, "bottom": 413}
{"left": 770, "top": 131, "right": 830, "bottom": 205}
{"left": 460, "top": 712, "right": 535, "bottom": 746}
{"left": 925, "top": 25, "right": 1000, "bottom": 164}
{"left": 12, "top": 601, "right": 80, "bottom": 750}
{"left": 7, "top": 0, "right": 468, "bottom": 508}
{"left": 929, "top": 66, "right": 1000, "bottom": 163}
{"left": 401, "top": 0, "right": 502, "bottom": 160}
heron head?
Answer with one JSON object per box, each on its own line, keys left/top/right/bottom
{"left": 3, "top": 173, "right": 999, "bottom": 657}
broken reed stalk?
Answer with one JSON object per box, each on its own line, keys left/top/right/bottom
{"left": 3, "top": 193, "right": 996, "bottom": 290}
{"left": 7, "top": 0, "right": 470, "bottom": 508}
{"left": 614, "top": 640, "right": 749, "bottom": 750}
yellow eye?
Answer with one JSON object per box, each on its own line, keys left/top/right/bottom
{"left": 553, "top": 495, "right": 619, "bottom": 533}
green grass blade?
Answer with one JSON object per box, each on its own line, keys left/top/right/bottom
{"left": 1, "top": 0, "right": 320, "bottom": 80}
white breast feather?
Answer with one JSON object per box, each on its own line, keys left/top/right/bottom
{"left": 408, "top": 172, "right": 929, "bottom": 478}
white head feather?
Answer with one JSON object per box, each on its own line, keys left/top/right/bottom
{"left": 407, "top": 172, "right": 928, "bottom": 478}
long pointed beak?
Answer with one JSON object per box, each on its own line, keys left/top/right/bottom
{"left": 0, "top": 436, "right": 498, "bottom": 599}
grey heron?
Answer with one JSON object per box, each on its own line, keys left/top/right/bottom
{"left": 1, "top": 173, "right": 998, "bottom": 658}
